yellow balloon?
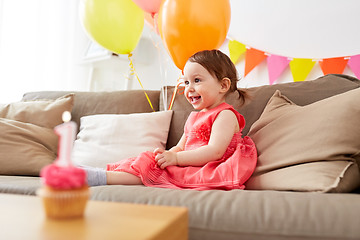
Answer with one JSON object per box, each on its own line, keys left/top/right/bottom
{"left": 80, "top": 0, "right": 144, "bottom": 55}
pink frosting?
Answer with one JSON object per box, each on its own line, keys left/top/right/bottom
{"left": 40, "top": 164, "right": 87, "bottom": 190}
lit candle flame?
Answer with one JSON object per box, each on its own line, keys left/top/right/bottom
{"left": 62, "top": 111, "right": 72, "bottom": 123}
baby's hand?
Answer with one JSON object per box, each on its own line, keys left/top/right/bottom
{"left": 154, "top": 149, "right": 178, "bottom": 169}
{"left": 153, "top": 148, "right": 164, "bottom": 156}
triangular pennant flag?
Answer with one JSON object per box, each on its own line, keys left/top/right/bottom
{"left": 319, "top": 57, "right": 349, "bottom": 75}
{"left": 348, "top": 54, "right": 360, "bottom": 79}
{"left": 267, "top": 54, "right": 290, "bottom": 85}
{"left": 244, "top": 48, "right": 267, "bottom": 77}
{"left": 228, "top": 40, "right": 246, "bottom": 64}
{"left": 289, "top": 58, "right": 316, "bottom": 82}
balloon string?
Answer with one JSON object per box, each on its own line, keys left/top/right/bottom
{"left": 168, "top": 73, "right": 183, "bottom": 110}
{"left": 152, "top": 13, "right": 160, "bottom": 35}
{"left": 128, "top": 53, "right": 155, "bottom": 112}
{"left": 147, "top": 19, "right": 167, "bottom": 110}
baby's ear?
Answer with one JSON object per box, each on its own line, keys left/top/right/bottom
{"left": 220, "top": 77, "right": 231, "bottom": 93}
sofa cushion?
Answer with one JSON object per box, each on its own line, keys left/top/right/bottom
{"left": 89, "top": 185, "right": 360, "bottom": 240}
{"left": 0, "top": 94, "right": 74, "bottom": 176}
{"left": 162, "top": 74, "right": 360, "bottom": 149}
{"left": 0, "top": 94, "right": 74, "bottom": 129}
{"left": 0, "top": 119, "right": 58, "bottom": 176}
{"left": 0, "top": 176, "right": 41, "bottom": 195}
{"left": 72, "top": 111, "right": 173, "bottom": 168}
{"left": 246, "top": 89, "right": 360, "bottom": 192}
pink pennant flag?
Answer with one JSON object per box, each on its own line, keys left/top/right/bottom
{"left": 348, "top": 54, "right": 360, "bottom": 79}
{"left": 267, "top": 54, "right": 291, "bottom": 85}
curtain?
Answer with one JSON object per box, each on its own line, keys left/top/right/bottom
{"left": 0, "top": 0, "right": 88, "bottom": 103}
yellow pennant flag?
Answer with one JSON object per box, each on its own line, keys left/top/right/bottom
{"left": 289, "top": 58, "right": 316, "bottom": 82}
{"left": 228, "top": 40, "right": 246, "bottom": 64}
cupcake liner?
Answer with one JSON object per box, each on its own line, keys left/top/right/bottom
{"left": 37, "top": 187, "right": 89, "bottom": 219}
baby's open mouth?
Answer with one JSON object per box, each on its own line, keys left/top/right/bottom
{"left": 190, "top": 96, "right": 201, "bottom": 104}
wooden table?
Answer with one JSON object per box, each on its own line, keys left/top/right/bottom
{"left": 0, "top": 194, "right": 188, "bottom": 240}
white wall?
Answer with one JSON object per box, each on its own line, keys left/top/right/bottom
{"left": 227, "top": 0, "right": 360, "bottom": 88}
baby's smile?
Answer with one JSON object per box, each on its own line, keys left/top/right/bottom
{"left": 189, "top": 96, "right": 201, "bottom": 104}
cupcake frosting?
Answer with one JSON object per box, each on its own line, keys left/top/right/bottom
{"left": 40, "top": 164, "right": 87, "bottom": 190}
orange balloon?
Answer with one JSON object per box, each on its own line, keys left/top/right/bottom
{"left": 158, "top": 0, "right": 231, "bottom": 70}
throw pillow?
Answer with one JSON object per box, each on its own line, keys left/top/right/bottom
{"left": 0, "top": 94, "right": 74, "bottom": 129}
{"left": 0, "top": 118, "right": 58, "bottom": 176}
{"left": 0, "top": 94, "right": 74, "bottom": 176}
{"left": 72, "top": 111, "right": 173, "bottom": 168}
{"left": 246, "top": 89, "right": 360, "bottom": 192}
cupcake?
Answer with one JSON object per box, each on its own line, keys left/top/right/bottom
{"left": 37, "top": 164, "right": 89, "bottom": 219}
{"left": 37, "top": 111, "right": 89, "bottom": 219}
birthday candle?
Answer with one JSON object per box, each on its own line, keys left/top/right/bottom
{"left": 54, "top": 111, "right": 77, "bottom": 167}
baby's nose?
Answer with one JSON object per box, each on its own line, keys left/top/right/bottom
{"left": 187, "top": 82, "right": 195, "bottom": 89}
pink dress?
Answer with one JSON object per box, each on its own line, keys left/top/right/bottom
{"left": 107, "top": 102, "right": 257, "bottom": 190}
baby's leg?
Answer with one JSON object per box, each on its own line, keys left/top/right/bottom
{"left": 83, "top": 166, "right": 142, "bottom": 186}
{"left": 83, "top": 166, "right": 107, "bottom": 186}
{"left": 106, "top": 171, "right": 143, "bottom": 185}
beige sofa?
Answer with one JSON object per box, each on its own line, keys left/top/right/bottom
{"left": 1, "top": 74, "right": 360, "bottom": 240}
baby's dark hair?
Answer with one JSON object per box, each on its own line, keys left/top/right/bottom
{"left": 188, "top": 49, "right": 248, "bottom": 105}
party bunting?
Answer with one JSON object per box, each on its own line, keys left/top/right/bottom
{"left": 267, "top": 55, "right": 290, "bottom": 85}
{"left": 244, "top": 48, "right": 267, "bottom": 77}
{"left": 347, "top": 54, "right": 360, "bottom": 79}
{"left": 228, "top": 39, "right": 360, "bottom": 85}
{"left": 319, "top": 57, "right": 349, "bottom": 75}
{"left": 228, "top": 40, "right": 246, "bottom": 64}
{"left": 289, "top": 58, "right": 316, "bottom": 82}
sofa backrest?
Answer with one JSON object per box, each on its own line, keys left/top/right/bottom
{"left": 162, "top": 74, "right": 360, "bottom": 149}
{"left": 22, "top": 90, "right": 160, "bottom": 133}
{"left": 22, "top": 74, "right": 360, "bottom": 150}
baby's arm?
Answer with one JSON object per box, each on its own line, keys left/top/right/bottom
{"left": 154, "top": 133, "right": 186, "bottom": 154}
{"left": 155, "top": 110, "right": 239, "bottom": 169}
{"left": 176, "top": 110, "right": 238, "bottom": 167}
{"left": 169, "top": 134, "right": 186, "bottom": 152}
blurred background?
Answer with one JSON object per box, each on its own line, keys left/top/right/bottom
{"left": 0, "top": 0, "right": 359, "bottom": 103}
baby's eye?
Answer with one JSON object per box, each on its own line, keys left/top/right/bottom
{"left": 184, "top": 80, "right": 190, "bottom": 85}
{"left": 194, "top": 78, "right": 200, "bottom": 83}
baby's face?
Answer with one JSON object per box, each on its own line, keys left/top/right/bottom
{"left": 182, "top": 61, "right": 223, "bottom": 111}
